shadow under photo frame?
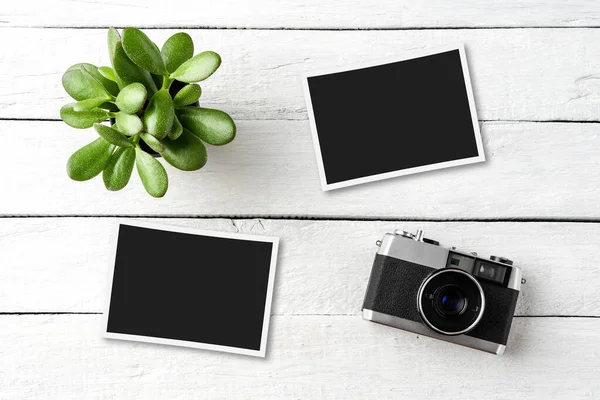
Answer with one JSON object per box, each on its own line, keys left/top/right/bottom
{"left": 301, "top": 44, "right": 485, "bottom": 191}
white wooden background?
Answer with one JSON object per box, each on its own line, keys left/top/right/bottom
{"left": 1, "top": 1, "right": 600, "bottom": 398}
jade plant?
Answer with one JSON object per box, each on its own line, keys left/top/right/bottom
{"left": 60, "top": 27, "right": 236, "bottom": 197}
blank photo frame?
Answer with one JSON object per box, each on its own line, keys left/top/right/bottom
{"left": 302, "top": 44, "right": 485, "bottom": 191}
{"left": 103, "top": 221, "right": 279, "bottom": 357}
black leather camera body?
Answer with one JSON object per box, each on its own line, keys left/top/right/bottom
{"left": 362, "top": 229, "right": 522, "bottom": 354}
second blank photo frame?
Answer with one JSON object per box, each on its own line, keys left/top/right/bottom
{"left": 103, "top": 221, "right": 279, "bottom": 358}
{"left": 302, "top": 44, "right": 485, "bottom": 191}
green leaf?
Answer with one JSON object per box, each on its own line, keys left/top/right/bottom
{"left": 87, "top": 66, "right": 120, "bottom": 97}
{"left": 98, "top": 66, "right": 116, "bottom": 81}
{"left": 161, "top": 32, "right": 194, "bottom": 73}
{"left": 115, "top": 82, "right": 147, "bottom": 114}
{"left": 62, "top": 67, "right": 110, "bottom": 101}
{"left": 115, "top": 112, "right": 143, "bottom": 135}
{"left": 143, "top": 89, "right": 174, "bottom": 139}
{"left": 140, "top": 132, "right": 165, "bottom": 153}
{"left": 112, "top": 40, "right": 158, "bottom": 94}
{"left": 82, "top": 65, "right": 120, "bottom": 97}
{"left": 99, "top": 102, "right": 119, "bottom": 112}
{"left": 93, "top": 123, "right": 133, "bottom": 148}
{"left": 170, "top": 51, "right": 221, "bottom": 83}
{"left": 60, "top": 103, "right": 109, "bottom": 129}
{"left": 161, "top": 128, "right": 207, "bottom": 171}
{"left": 108, "top": 28, "right": 121, "bottom": 63}
{"left": 73, "top": 97, "right": 109, "bottom": 112}
{"left": 122, "top": 27, "right": 167, "bottom": 75}
{"left": 172, "top": 84, "right": 201, "bottom": 107}
{"left": 176, "top": 107, "right": 236, "bottom": 145}
{"left": 168, "top": 115, "right": 183, "bottom": 140}
{"left": 151, "top": 73, "right": 163, "bottom": 90}
{"left": 67, "top": 137, "right": 115, "bottom": 181}
{"left": 65, "top": 63, "right": 119, "bottom": 98}
{"left": 102, "top": 147, "right": 135, "bottom": 191}
{"left": 135, "top": 148, "right": 168, "bottom": 198}
{"left": 108, "top": 28, "right": 125, "bottom": 89}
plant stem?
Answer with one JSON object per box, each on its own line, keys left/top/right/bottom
{"left": 161, "top": 76, "right": 173, "bottom": 90}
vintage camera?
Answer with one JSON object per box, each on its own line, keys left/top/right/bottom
{"left": 362, "top": 229, "right": 522, "bottom": 354}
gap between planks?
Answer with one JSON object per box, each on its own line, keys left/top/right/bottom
{"left": 2, "top": 118, "right": 600, "bottom": 124}
{"left": 1, "top": 215, "right": 599, "bottom": 224}
{"left": 7, "top": 26, "right": 600, "bottom": 31}
{"left": 0, "top": 313, "right": 599, "bottom": 318}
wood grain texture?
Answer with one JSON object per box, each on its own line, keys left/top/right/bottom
{"left": 3, "top": 0, "right": 600, "bottom": 28}
{"left": 2, "top": 3, "right": 599, "bottom": 397}
{"left": 1, "top": 218, "right": 598, "bottom": 315}
{"left": 2, "top": 28, "right": 600, "bottom": 121}
{"left": 2, "top": 121, "right": 598, "bottom": 218}
{"left": 1, "top": 315, "right": 599, "bottom": 399}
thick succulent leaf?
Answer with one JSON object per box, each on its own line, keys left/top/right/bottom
{"left": 98, "top": 66, "right": 116, "bottom": 81}
{"left": 172, "top": 84, "right": 202, "bottom": 107}
{"left": 112, "top": 40, "right": 158, "bottom": 94}
{"left": 108, "top": 28, "right": 121, "bottom": 63}
{"left": 66, "top": 63, "right": 119, "bottom": 98}
{"left": 161, "top": 32, "right": 194, "bottom": 73}
{"left": 135, "top": 148, "right": 168, "bottom": 198}
{"left": 168, "top": 115, "right": 183, "bottom": 140}
{"left": 143, "top": 89, "right": 174, "bottom": 139}
{"left": 99, "top": 102, "right": 119, "bottom": 112}
{"left": 60, "top": 103, "right": 109, "bottom": 129}
{"left": 161, "top": 128, "right": 207, "bottom": 171}
{"left": 83, "top": 65, "right": 120, "bottom": 97}
{"left": 62, "top": 67, "right": 110, "bottom": 101}
{"left": 122, "top": 28, "right": 167, "bottom": 75}
{"left": 176, "top": 107, "right": 236, "bottom": 145}
{"left": 170, "top": 51, "right": 221, "bottom": 83}
{"left": 73, "top": 97, "right": 109, "bottom": 112}
{"left": 87, "top": 66, "right": 120, "bottom": 97}
{"left": 115, "top": 112, "right": 143, "bottom": 135}
{"left": 67, "top": 137, "right": 115, "bottom": 181}
{"left": 115, "top": 82, "right": 147, "bottom": 114}
{"left": 140, "top": 132, "right": 165, "bottom": 153}
{"left": 108, "top": 28, "right": 125, "bottom": 89}
{"left": 93, "top": 123, "right": 133, "bottom": 148}
{"left": 151, "top": 73, "right": 163, "bottom": 90}
{"left": 102, "top": 147, "right": 135, "bottom": 191}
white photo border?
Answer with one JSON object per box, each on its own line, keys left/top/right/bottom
{"left": 102, "top": 219, "right": 280, "bottom": 358}
{"left": 301, "top": 44, "right": 485, "bottom": 192}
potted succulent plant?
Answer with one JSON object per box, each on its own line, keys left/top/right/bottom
{"left": 60, "top": 27, "right": 236, "bottom": 197}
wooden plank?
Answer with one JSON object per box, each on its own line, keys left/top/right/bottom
{"left": 1, "top": 121, "right": 599, "bottom": 218}
{"left": 3, "top": 1, "right": 600, "bottom": 29}
{"left": 2, "top": 28, "right": 600, "bottom": 121}
{"left": 1, "top": 218, "right": 598, "bottom": 315}
{"left": 1, "top": 314, "right": 598, "bottom": 398}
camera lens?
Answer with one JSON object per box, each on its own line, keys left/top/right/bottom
{"left": 435, "top": 285, "right": 467, "bottom": 316}
{"left": 418, "top": 269, "right": 485, "bottom": 335}
{"left": 442, "top": 293, "right": 460, "bottom": 311}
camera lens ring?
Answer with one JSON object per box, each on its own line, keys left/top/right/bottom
{"left": 417, "top": 269, "right": 486, "bottom": 336}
